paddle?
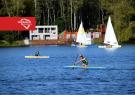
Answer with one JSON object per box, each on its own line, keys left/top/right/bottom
{"left": 71, "top": 55, "right": 78, "bottom": 69}
{"left": 73, "top": 54, "right": 79, "bottom": 66}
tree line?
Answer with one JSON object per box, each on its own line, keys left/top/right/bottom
{"left": 0, "top": 0, "right": 135, "bottom": 43}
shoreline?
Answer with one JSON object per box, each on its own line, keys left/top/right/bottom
{"left": 0, "top": 40, "right": 135, "bottom": 47}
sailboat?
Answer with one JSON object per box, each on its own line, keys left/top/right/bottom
{"left": 76, "top": 21, "right": 91, "bottom": 47}
{"left": 98, "top": 16, "right": 121, "bottom": 48}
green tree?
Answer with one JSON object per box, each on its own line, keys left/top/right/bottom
{"left": 100, "top": 0, "right": 135, "bottom": 42}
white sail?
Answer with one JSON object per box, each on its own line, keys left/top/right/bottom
{"left": 76, "top": 21, "right": 88, "bottom": 45}
{"left": 104, "top": 16, "right": 118, "bottom": 46}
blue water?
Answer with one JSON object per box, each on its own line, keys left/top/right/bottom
{"left": 0, "top": 45, "right": 135, "bottom": 95}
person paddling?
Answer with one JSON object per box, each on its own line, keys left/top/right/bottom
{"left": 35, "top": 51, "right": 40, "bottom": 56}
{"left": 75, "top": 55, "right": 88, "bottom": 68}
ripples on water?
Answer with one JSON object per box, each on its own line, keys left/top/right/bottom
{"left": 0, "top": 45, "right": 135, "bottom": 95}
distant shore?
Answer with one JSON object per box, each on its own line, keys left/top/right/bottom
{"left": 0, "top": 39, "right": 135, "bottom": 47}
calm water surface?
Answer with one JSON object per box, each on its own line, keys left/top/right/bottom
{"left": 0, "top": 45, "right": 135, "bottom": 95}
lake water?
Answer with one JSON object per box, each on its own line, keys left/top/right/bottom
{"left": 0, "top": 45, "right": 135, "bottom": 95}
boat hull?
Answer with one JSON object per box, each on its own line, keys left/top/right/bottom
{"left": 25, "top": 56, "right": 49, "bottom": 58}
{"left": 64, "top": 65, "right": 105, "bottom": 69}
{"left": 77, "top": 45, "right": 88, "bottom": 48}
{"left": 98, "top": 45, "right": 121, "bottom": 48}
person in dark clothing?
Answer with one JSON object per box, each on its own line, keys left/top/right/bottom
{"left": 75, "top": 55, "right": 88, "bottom": 68}
{"left": 35, "top": 51, "right": 40, "bottom": 56}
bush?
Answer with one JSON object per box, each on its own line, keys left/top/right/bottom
{"left": 93, "top": 38, "right": 103, "bottom": 44}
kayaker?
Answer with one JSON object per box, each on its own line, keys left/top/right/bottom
{"left": 35, "top": 51, "right": 40, "bottom": 56}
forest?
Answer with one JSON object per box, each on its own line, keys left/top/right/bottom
{"left": 0, "top": 0, "right": 135, "bottom": 44}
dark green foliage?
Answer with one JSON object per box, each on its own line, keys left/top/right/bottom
{"left": 100, "top": 0, "right": 135, "bottom": 42}
{"left": 3, "top": 33, "right": 14, "bottom": 43}
{"left": 54, "top": 17, "right": 65, "bottom": 33}
{"left": 0, "top": 0, "right": 135, "bottom": 44}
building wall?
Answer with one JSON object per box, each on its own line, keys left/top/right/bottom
{"left": 61, "top": 30, "right": 93, "bottom": 41}
{"left": 63, "top": 31, "right": 77, "bottom": 41}
{"left": 29, "top": 25, "right": 58, "bottom": 40}
{"left": 92, "top": 32, "right": 101, "bottom": 39}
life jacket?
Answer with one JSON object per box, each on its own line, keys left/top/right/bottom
{"left": 82, "top": 58, "right": 88, "bottom": 65}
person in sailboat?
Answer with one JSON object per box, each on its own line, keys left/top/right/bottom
{"left": 75, "top": 55, "right": 88, "bottom": 68}
{"left": 35, "top": 51, "right": 40, "bottom": 56}
{"left": 105, "top": 41, "right": 113, "bottom": 48}
{"left": 105, "top": 44, "right": 112, "bottom": 48}
{"left": 80, "top": 43, "right": 83, "bottom": 45}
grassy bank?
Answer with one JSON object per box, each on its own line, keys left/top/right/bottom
{"left": 0, "top": 40, "right": 26, "bottom": 47}
{"left": 92, "top": 38, "right": 103, "bottom": 45}
{"left": 0, "top": 39, "right": 135, "bottom": 47}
